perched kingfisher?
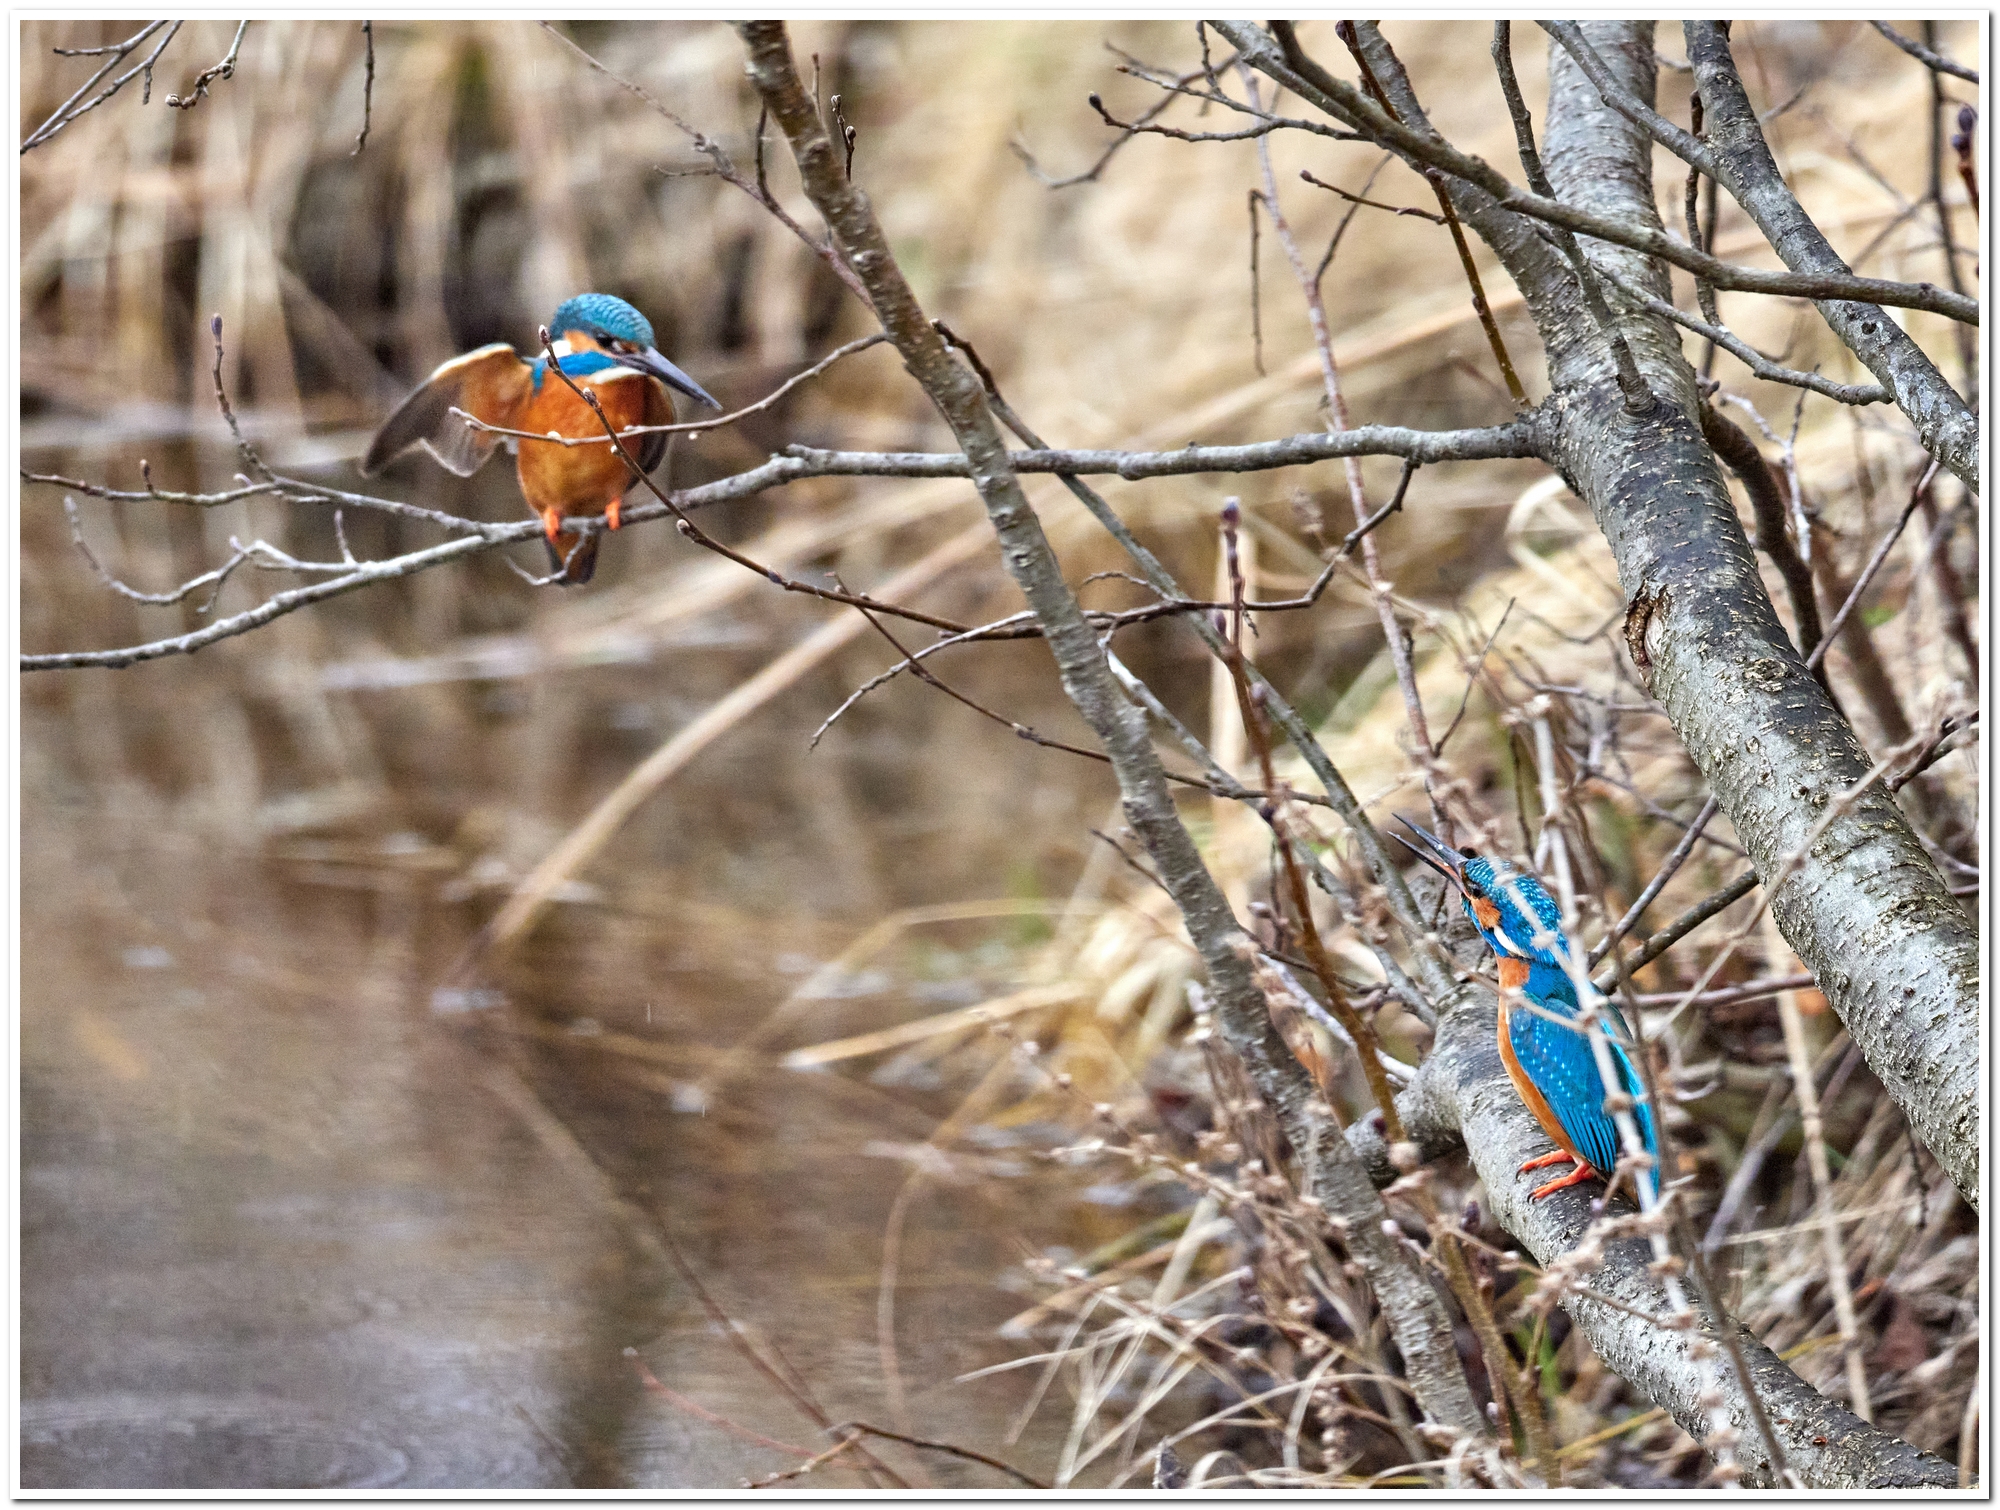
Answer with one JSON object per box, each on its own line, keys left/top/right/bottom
{"left": 361, "top": 294, "right": 721, "bottom": 584}
{"left": 1393, "top": 819, "right": 1659, "bottom": 1202}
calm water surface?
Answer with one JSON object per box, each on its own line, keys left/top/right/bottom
{"left": 21, "top": 755, "right": 1109, "bottom": 1490}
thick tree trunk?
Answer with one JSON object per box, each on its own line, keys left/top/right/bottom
{"left": 1531, "top": 23, "right": 1978, "bottom": 1210}
{"left": 1217, "top": 17, "right": 1976, "bottom": 1485}
{"left": 1222, "top": 17, "right": 1978, "bottom": 1209}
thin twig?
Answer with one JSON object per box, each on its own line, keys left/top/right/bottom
{"left": 1010, "top": 55, "right": 1243, "bottom": 188}
{"left": 1220, "top": 22, "right": 1979, "bottom": 326}
{"left": 628, "top": 1354, "right": 816, "bottom": 1461}
{"left": 1950, "top": 105, "right": 1979, "bottom": 215}
{"left": 1590, "top": 796, "right": 1718, "bottom": 966}
{"left": 1493, "top": 22, "right": 1654, "bottom": 414}
{"left": 1084, "top": 82, "right": 1335, "bottom": 148}
{"left": 650, "top": 1228, "right": 906, "bottom": 1488}
{"left": 1870, "top": 21, "right": 1978, "bottom": 84}
{"left": 351, "top": 20, "right": 374, "bottom": 155}
{"left": 1806, "top": 460, "right": 1937, "bottom": 673}
{"left": 827, "top": 1422, "right": 1048, "bottom": 1490}
{"left": 1596, "top": 869, "right": 1760, "bottom": 988}
{"left": 1243, "top": 73, "right": 1439, "bottom": 768}
{"left": 1591, "top": 259, "right": 1890, "bottom": 407}
{"left": 1328, "top": 22, "right": 1528, "bottom": 408}
{"left": 1772, "top": 928, "right": 1872, "bottom": 1422}
{"left": 164, "top": 20, "right": 248, "bottom": 110}
{"left": 1298, "top": 169, "right": 1443, "bottom": 223}
{"left": 536, "top": 20, "right": 874, "bottom": 311}
{"left": 450, "top": 333, "right": 890, "bottom": 447}
{"left": 63, "top": 498, "right": 254, "bottom": 608}
{"left": 744, "top": 1434, "right": 861, "bottom": 1488}
{"left": 22, "top": 20, "right": 180, "bottom": 153}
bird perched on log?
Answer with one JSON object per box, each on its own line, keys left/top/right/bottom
{"left": 1393, "top": 818, "right": 1659, "bottom": 1201}
{"left": 361, "top": 293, "right": 721, "bottom": 584}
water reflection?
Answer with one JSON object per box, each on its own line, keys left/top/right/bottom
{"left": 20, "top": 793, "right": 1094, "bottom": 1488}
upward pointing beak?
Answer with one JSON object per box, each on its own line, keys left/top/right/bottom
{"left": 1388, "top": 816, "right": 1469, "bottom": 895}
{"left": 621, "top": 346, "right": 723, "bottom": 411}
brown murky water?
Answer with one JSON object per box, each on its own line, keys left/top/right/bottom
{"left": 21, "top": 791, "right": 1120, "bottom": 1489}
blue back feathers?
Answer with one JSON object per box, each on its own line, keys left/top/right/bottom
{"left": 549, "top": 293, "right": 655, "bottom": 348}
{"left": 1513, "top": 938, "right": 1660, "bottom": 1178}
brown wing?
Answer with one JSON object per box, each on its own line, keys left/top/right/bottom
{"left": 360, "top": 344, "right": 533, "bottom": 478}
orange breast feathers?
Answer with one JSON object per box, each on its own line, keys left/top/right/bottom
{"left": 1497, "top": 979, "right": 1578, "bottom": 1159}
{"left": 515, "top": 370, "right": 665, "bottom": 520}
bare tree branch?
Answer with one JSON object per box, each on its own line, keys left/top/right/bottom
{"left": 350, "top": 19, "right": 374, "bottom": 155}
{"left": 1554, "top": 19, "right": 1979, "bottom": 489}
{"left": 1344, "top": 985, "right": 1959, "bottom": 1488}
{"left": 1588, "top": 256, "right": 1892, "bottom": 406}
{"left": 1211, "top": 23, "right": 1978, "bottom": 328}
{"left": 24, "top": 530, "right": 499, "bottom": 671}
{"left": 21, "top": 20, "right": 181, "bottom": 153}
{"left": 735, "top": 17, "right": 1492, "bottom": 1448}
{"left": 535, "top": 20, "right": 876, "bottom": 312}
{"left": 164, "top": 20, "right": 248, "bottom": 110}
{"left": 447, "top": 333, "right": 891, "bottom": 446}
{"left": 1540, "top": 24, "right": 1979, "bottom": 1212}
{"left": 1869, "top": 20, "right": 1979, "bottom": 84}
{"left": 24, "top": 351, "right": 1537, "bottom": 670}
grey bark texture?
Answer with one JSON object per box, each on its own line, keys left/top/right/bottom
{"left": 733, "top": 19, "right": 1491, "bottom": 1447}
{"left": 1678, "top": 23, "right": 1977, "bottom": 492}
{"left": 1346, "top": 988, "right": 1960, "bottom": 1488}
{"left": 1532, "top": 24, "right": 1979, "bottom": 1213}
{"left": 1215, "top": 16, "right": 1977, "bottom": 1487}
{"left": 1212, "top": 25, "right": 1976, "bottom": 323}
{"left": 1540, "top": 20, "right": 1977, "bottom": 492}
{"left": 1220, "top": 18, "right": 1977, "bottom": 1212}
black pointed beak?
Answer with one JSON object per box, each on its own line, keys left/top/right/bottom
{"left": 1388, "top": 816, "right": 1469, "bottom": 894}
{"left": 621, "top": 346, "right": 723, "bottom": 410}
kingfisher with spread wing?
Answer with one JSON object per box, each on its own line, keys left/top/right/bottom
{"left": 361, "top": 293, "right": 721, "bottom": 584}
{"left": 1393, "top": 818, "right": 1660, "bottom": 1202}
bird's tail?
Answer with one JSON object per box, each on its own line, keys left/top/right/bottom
{"left": 545, "top": 531, "right": 598, "bottom": 585}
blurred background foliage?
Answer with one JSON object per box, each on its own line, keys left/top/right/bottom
{"left": 20, "top": 18, "right": 1978, "bottom": 1489}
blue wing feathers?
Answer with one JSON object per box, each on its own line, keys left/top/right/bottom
{"left": 1508, "top": 1001, "right": 1658, "bottom": 1179}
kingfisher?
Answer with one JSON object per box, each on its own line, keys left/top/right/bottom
{"left": 360, "top": 293, "right": 721, "bottom": 584}
{"left": 1392, "top": 819, "right": 1659, "bottom": 1202}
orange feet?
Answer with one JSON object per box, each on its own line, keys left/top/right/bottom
{"left": 1517, "top": 1149, "right": 1574, "bottom": 1174}
{"left": 605, "top": 498, "right": 623, "bottom": 531}
{"left": 1526, "top": 1157, "right": 1599, "bottom": 1201}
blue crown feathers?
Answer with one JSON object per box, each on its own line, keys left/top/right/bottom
{"left": 1459, "top": 856, "right": 1571, "bottom": 968}
{"left": 548, "top": 293, "right": 656, "bottom": 348}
